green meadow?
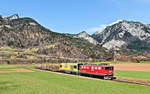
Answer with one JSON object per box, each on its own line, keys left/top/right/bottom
{"left": 0, "top": 65, "right": 150, "bottom": 94}
{"left": 115, "top": 70, "right": 150, "bottom": 80}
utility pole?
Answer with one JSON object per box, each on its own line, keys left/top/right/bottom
{"left": 113, "top": 44, "right": 117, "bottom": 62}
{"left": 113, "top": 49, "right": 117, "bottom": 62}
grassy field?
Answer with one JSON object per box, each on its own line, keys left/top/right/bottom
{"left": 0, "top": 65, "right": 150, "bottom": 94}
{"left": 115, "top": 70, "right": 150, "bottom": 80}
{"left": 0, "top": 64, "right": 35, "bottom": 69}
{"left": 0, "top": 64, "right": 22, "bottom": 69}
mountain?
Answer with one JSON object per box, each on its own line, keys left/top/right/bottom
{"left": 92, "top": 20, "right": 150, "bottom": 60}
{"left": 2, "top": 14, "right": 19, "bottom": 21}
{"left": 0, "top": 14, "right": 110, "bottom": 64}
{"left": 66, "top": 31, "right": 99, "bottom": 45}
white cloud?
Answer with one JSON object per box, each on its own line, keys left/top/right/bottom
{"left": 86, "top": 25, "right": 107, "bottom": 34}
{"left": 135, "top": 0, "right": 150, "bottom": 2}
{"left": 111, "top": 0, "right": 150, "bottom": 4}
{"left": 0, "top": 9, "right": 17, "bottom": 16}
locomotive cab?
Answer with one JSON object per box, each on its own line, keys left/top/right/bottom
{"left": 105, "top": 66, "right": 113, "bottom": 74}
{"left": 104, "top": 66, "right": 114, "bottom": 80}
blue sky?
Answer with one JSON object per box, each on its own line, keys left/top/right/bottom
{"left": 1, "top": 0, "right": 150, "bottom": 34}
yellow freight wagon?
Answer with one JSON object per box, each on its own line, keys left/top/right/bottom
{"left": 60, "top": 63, "right": 79, "bottom": 74}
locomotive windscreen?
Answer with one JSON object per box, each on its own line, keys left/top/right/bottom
{"left": 105, "top": 67, "right": 113, "bottom": 70}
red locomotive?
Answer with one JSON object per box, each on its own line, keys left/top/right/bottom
{"left": 79, "top": 64, "right": 114, "bottom": 79}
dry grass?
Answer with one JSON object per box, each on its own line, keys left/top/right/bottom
{"left": 112, "top": 63, "right": 150, "bottom": 72}
{"left": 0, "top": 68, "right": 33, "bottom": 73}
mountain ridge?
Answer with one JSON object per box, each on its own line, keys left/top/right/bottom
{"left": 0, "top": 14, "right": 110, "bottom": 63}
{"left": 1, "top": 14, "right": 150, "bottom": 62}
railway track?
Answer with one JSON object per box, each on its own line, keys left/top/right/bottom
{"left": 34, "top": 68, "right": 150, "bottom": 86}
{"left": 112, "top": 79, "right": 150, "bottom": 86}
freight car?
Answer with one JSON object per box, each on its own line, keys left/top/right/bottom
{"left": 59, "top": 63, "right": 79, "bottom": 74}
{"left": 35, "top": 64, "right": 60, "bottom": 72}
{"left": 35, "top": 63, "right": 115, "bottom": 80}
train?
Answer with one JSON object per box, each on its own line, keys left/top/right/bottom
{"left": 35, "top": 63, "right": 115, "bottom": 80}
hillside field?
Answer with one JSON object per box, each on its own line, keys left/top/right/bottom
{"left": 0, "top": 65, "right": 150, "bottom": 94}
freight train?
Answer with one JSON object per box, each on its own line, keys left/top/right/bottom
{"left": 35, "top": 63, "right": 115, "bottom": 80}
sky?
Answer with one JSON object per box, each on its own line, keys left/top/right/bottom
{"left": 1, "top": 0, "right": 150, "bottom": 34}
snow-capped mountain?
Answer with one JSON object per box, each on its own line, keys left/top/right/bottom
{"left": 66, "top": 31, "right": 99, "bottom": 45}
{"left": 2, "top": 14, "right": 19, "bottom": 21}
{"left": 92, "top": 20, "right": 150, "bottom": 53}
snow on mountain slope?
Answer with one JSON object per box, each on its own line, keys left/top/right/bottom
{"left": 92, "top": 20, "right": 150, "bottom": 52}
{"left": 2, "top": 14, "right": 19, "bottom": 21}
{"left": 66, "top": 31, "right": 99, "bottom": 45}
